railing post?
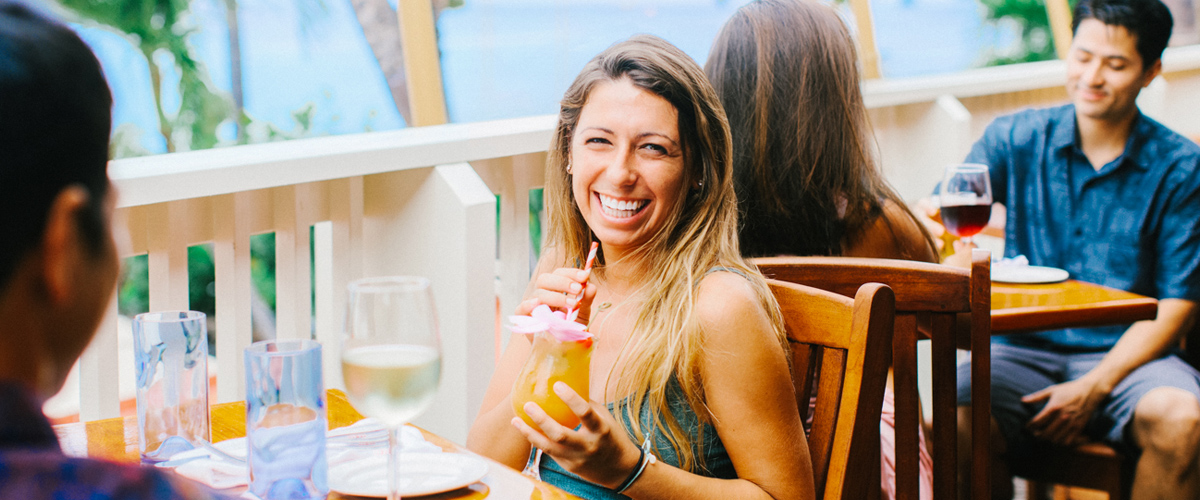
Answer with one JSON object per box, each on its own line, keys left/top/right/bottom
{"left": 274, "top": 184, "right": 315, "bottom": 341}
{"left": 213, "top": 192, "right": 255, "bottom": 402}
{"left": 147, "top": 201, "right": 192, "bottom": 312}
{"left": 79, "top": 296, "right": 120, "bottom": 420}
{"left": 315, "top": 176, "right": 364, "bottom": 391}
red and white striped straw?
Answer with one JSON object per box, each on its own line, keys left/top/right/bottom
{"left": 566, "top": 241, "right": 599, "bottom": 323}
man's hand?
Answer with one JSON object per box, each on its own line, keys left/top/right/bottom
{"left": 913, "top": 198, "right": 947, "bottom": 252}
{"left": 1022, "top": 377, "right": 1110, "bottom": 446}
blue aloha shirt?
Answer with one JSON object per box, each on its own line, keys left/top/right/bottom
{"left": 966, "top": 104, "right": 1200, "bottom": 352}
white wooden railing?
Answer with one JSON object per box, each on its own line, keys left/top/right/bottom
{"left": 68, "top": 46, "right": 1200, "bottom": 443}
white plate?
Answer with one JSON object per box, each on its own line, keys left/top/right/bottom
{"left": 328, "top": 453, "right": 488, "bottom": 497}
{"left": 991, "top": 265, "right": 1070, "bottom": 284}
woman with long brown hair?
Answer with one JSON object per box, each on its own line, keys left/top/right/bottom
{"left": 706, "top": 1, "right": 937, "bottom": 499}
{"left": 706, "top": 0, "right": 936, "bottom": 262}
{"left": 468, "top": 35, "right": 814, "bottom": 500}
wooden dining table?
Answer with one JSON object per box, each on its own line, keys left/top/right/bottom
{"left": 991, "top": 279, "right": 1159, "bottom": 333}
{"left": 53, "top": 390, "right": 578, "bottom": 500}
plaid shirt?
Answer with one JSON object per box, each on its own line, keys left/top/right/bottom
{"left": 0, "top": 383, "right": 230, "bottom": 500}
{"left": 967, "top": 104, "right": 1200, "bottom": 351}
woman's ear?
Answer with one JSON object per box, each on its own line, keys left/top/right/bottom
{"left": 38, "top": 185, "right": 92, "bottom": 305}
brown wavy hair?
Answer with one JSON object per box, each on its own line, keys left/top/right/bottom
{"left": 542, "top": 34, "right": 786, "bottom": 472}
{"left": 705, "top": 0, "right": 935, "bottom": 258}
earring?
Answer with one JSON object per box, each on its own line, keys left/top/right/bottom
{"left": 567, "top": 163, "right": 573, "bottom": 174}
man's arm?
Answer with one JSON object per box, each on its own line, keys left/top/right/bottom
{"left": 1023, "top": 299, "right": 1198, "bottom": 444}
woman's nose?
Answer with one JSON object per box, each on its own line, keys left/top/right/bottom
{"left": 604, "top": 148, "right": 638, "bottom": 186}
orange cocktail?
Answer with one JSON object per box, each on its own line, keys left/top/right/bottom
{"left": 512, "top": 331, "right": 593, "bottom": 431}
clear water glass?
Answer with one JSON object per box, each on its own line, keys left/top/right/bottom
{"left": 133, "top": 310, "right": 210, "bottom": 463}
{"left": 342, "top": 276, "right": 442, "bottom": 500}
{"left": 244, "top": 339, "right": 328, "bottom": 500}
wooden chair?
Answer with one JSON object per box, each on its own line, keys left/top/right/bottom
{"left": 768, "top": 279, "right": 895, "bottom": 500}
{"left": 756, "top": 251, "right": 992, "bottom": 500}
{"left": 1017, "top": 442, "right": 1128, "bottom": 499}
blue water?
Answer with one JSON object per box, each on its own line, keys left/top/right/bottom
{"left": 67, "top": 0, "right": 1015, "bottom": 155}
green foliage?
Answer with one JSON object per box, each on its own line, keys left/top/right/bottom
{"left": 54, "top": 0, "right": 231, "bottom": 153}
{"left": 188, "top": 244, "right": 216, "bottom": 314}
{"left": 251, "top": 233, "right": 277, "bottom": 311}
{"left": 118, "top": 255, "right": 149, "bottom": 316}
{"left": 530, "top": 188, "right": 544, "bottom": 260}
{"left": 978, "top": 0, "right": 1060, "bottom": 66}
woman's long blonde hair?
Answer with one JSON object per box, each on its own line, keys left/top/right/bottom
{"left": 542, "top": 34, "right": 786, "bottom": 472}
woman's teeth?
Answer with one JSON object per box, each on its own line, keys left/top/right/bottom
{"left": 599, "top": 194, "right": 647, "bottom": 218}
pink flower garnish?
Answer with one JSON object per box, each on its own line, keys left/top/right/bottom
{"left": 507, "top": 304, "right": 592, "bottom": 342}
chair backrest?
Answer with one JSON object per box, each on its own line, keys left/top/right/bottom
{"left": 769, "top": 279, "right": 895, "bottom": 500}
{"left": 756, "top": 251, "right": 991, "bottom": 500}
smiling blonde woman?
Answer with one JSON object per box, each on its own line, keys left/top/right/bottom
{"left": 467, "top": 35, "right": 815, "bottom": 500}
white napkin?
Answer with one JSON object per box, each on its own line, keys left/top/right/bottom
{"left": 993, "top": 254, "right": 1030, "bottom": 269}
{"left": 167, "top": 418, "right": 440, "bottom": 490}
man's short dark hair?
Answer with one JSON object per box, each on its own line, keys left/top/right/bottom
{"left": 0, "top": 0, "right": 112, "bottom": 288}
{"left": 1072, "top": 0, "right": 1174, "bottom": 69}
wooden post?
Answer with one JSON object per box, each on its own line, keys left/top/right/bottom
{"left": 848, "top": 0, "right": 882, "bottom": 79}
{"left": 1046, "top": 0, "right": 1074, "bottom": 59}
{"left": 397, "top": 0, "right": 449, "bottom": 126}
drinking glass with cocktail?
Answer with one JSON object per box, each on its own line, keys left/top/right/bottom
{"left": 510, "top": 311, "right": 595, "bottom": 432}
{"left": 509, "top": 242, "right": 598, "bottom": 479}
{"left": 939, "top": 163, "right": 993, "bottom": 249}
{"left": 341, "top": 277, "right": 442, "bottom": 500}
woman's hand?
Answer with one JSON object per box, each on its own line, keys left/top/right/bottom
{"left": 511, "top": 381, "right": 642, "bottom": 489}
{"left": 515, "top": 268, "right": 598, "bottom": 323}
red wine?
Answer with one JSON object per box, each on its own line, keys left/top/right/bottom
{"left": 941, "top": 204, "right": 992, "bottom": 238}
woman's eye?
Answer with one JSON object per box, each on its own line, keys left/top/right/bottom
{"left": 642, "top": 143, "right": 668, "bottom": 154}
{"left": 585, "top": 137, "right": 610, "bottom": 145}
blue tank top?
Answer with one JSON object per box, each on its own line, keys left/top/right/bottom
{"left": 534, "top": 266, "right": 746, "bottom": 498}
{"left": 533, "top": 381, "right": 737, "bottom": 499}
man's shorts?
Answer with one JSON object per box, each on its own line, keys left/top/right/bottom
{"left": 957, "top": 342, "right": 1200, "bottom": 459}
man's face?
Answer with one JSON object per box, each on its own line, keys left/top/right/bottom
{"left": 1066, "top": 19, "right": 1161, "bottom": 123}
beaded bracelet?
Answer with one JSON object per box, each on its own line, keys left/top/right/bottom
{"left": 615, "top": 437, "right": 658, "bottom": 494}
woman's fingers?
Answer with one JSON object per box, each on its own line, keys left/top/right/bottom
{"left": 514, "top": 298, "right": 540, "bottom": 316}
{"left": 511, "top": 416, "right": 556, "bottom": 451}
{"left": 523, "top": 401, "right": 575, "bottom": 445}
{"left": 530, "top": 268, "right": 592, "bottom": 311}
{"left": 554, "top": 382, "right": 602, "bottom": 430}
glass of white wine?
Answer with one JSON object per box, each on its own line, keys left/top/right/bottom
{"left": 342, "top": 276, "right": 442, "bottom": 500}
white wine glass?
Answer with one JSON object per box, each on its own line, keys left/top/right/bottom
{"left": 939, "top": 163, "right": 993, "bottom": 248}
{"left": 342, "top": 277, "right": 442, "bottom": 500}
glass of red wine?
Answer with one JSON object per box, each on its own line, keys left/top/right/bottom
{"left": 939, "top": 163, "right": 993, "bottom": 248}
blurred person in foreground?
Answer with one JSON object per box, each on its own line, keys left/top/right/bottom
{"left": 467, "top": 35, "right": 814, "bottom": 499}
{"left": 0, "top": 2, "right": 229, "bottom": 498}
{"left": 705, "top": 1, "right": 938, "bottom": 498}
{"left": 917, "top": 0, "right": 1200, "bottom": 497}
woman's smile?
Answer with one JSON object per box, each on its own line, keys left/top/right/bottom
{"left": 596, "top": 193, "right": 650, "bottom": 220}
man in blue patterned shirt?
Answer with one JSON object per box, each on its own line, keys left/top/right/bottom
{"left": 0, "top": 2, "right": 231, "bottom": 498}
{"left": 926, "top": 0, "right": 1200, "bottom": 497}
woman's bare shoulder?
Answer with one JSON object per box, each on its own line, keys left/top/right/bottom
{"left": 694, "top": 270, "right": 776, "bottom": 345}
{"left": 844, "top": 199, "right": 938, "bottom": 263}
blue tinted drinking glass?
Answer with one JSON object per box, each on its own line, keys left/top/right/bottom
{"left": 245, "top": 340, "right": 328, "bottom": 500}
{"left": 133, "top": 310, "right": 210, "bottom": 463}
